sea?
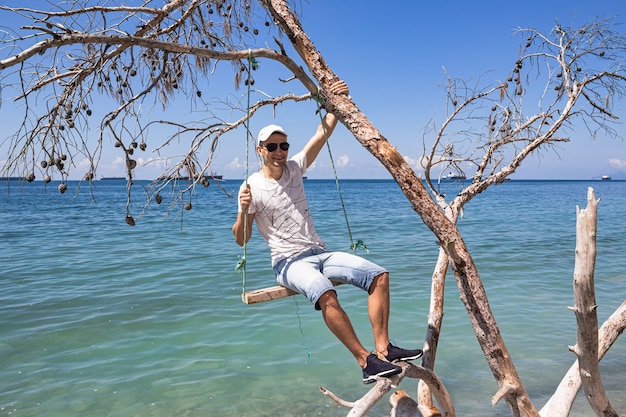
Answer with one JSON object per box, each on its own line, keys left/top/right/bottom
{"left": 1, "top": 178, "right": 625, "bottom": 417}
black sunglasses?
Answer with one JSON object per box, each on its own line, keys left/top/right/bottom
{"left": 264, "top": 142, "right": 290, "bottom": 152}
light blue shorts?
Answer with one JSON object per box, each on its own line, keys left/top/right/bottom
{"left": 273, "top": 248, "right": 387, "bottom": 310}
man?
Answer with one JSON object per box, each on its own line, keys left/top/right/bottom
{"left": 232, "top": 81, "right": 422, "bottom": 384}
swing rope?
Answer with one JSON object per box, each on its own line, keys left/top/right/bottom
{"left": 314, "top": 90, "right": 367, "bottom": 254}
{"left": 236, "top": 50, "right": 258, "bottom": 300}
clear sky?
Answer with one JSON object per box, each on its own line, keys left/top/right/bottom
{"left": 1, "top": 0, "right": 625, "bottom": 180}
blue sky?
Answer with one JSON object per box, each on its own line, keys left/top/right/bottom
{"left": 1, "top": 0, "right": 625, "bottom": 180}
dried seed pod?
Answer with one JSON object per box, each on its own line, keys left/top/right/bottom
{"left": 139, "top": 143, "right": 147, "bottom": 151}
{"left": 84, "top": 172, "right": 94, "bottom": 181}
{"left": 44, "top": 175, "right": 51, "bottom": 184}
{"left": 127, "top": 159, "right": 137, "bottom": 170}
{"left": 58, "top": 183, "right": 67, "bottom": 194}
{"left": 155, "top": 194, "right": 162, "bottom": 204}
{"left": 200, "top": 176, "right": 209, "bottom": 187}
{"left": 26, "top": 173, "right": 35, "bottom": 182}
{"left": 125, "top": 215, "right": 136, "bottom": 226}
{"left": 41, "top": 160, "right": 48, "bottom": 168}
{"left": 185, "top": 202, "right": 192, "bottom": 211}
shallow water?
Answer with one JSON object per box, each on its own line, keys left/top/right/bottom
{"left": 1, "top": 179, "right": 625, "bottom": 416}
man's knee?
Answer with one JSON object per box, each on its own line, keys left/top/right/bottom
{"left": 368, "top": 271, "right": 389, "bottom": 295}
{"left": 315, "top": 289, "right": 338, "bottom": 311}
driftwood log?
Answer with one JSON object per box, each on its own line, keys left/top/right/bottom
{"left": 569, "top": 188, "right": 618, "bottom": 416}
{"left": 540, "top": 187, "right": 625, "bottom": 416}
{"left": 319, "top": 362, "right": 454, "bottom": 417}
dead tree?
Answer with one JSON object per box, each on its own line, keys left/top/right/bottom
{"left": 0, "top": 1, "right": 625, "bottom": 415}
{"left": 413, "top": 20, "right": 626, "bottom": 416}
{"left": 567, "top": 188, "right": 618, "bottom": 416}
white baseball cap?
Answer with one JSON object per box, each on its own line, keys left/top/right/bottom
{"left": 257, "top": 124, "right": 287, "bottom": 145}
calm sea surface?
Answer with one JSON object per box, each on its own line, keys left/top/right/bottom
{"left": 1, "top": 179, "right": 625, "bottom": 417}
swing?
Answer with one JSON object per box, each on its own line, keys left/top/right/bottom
{"left": 238, "top": 54, "right": 363, "bottom": 305}
{"left": 242, "top": 281, "right": 345, "bottom": 305}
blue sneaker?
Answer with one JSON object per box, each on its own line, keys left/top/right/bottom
{"left": 362, "top": 353, "right": 402, "bottom": 384}
{"left": 385, "top": 343, "right": 423, "bottom": 362}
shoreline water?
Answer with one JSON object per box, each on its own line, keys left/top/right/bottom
{"left": 1, "top": 179, "right": 625, "bottom": 416}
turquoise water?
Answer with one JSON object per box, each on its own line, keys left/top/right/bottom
{"left": 1, "top": 179, "right": 625, "bottom": 416}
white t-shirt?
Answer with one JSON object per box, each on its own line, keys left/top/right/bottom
{"left": 238, "top": 151, "right": 325, "bottom": 266}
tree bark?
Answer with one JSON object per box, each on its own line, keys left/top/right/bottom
{"left": 567, "top": 188, "right": 618, "bottom": 417}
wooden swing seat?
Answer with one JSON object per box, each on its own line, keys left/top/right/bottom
{"left": 242, "top": 280, "right": 345, "bottom": 304}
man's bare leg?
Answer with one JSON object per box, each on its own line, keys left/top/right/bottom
{"left": 317, "top": 290, "right": 369, "bottom": 367}
{"left": 368, "top": 272, "right": 391, "bottom": 356}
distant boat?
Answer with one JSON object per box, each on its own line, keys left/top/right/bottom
{"left": 210, "top": 172, "right": 223, "bottom": 180}
{"left": 0, "top": 176, "right": 26, "bottom": 181}
{"left": 100, "top": 176, "right": 125, "bottom": 180}
{"left": 444, "top": 172, "right": 466, "bottom": 180}
{"left": 601, "top": 175, "right": 612, "bottom": 180}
